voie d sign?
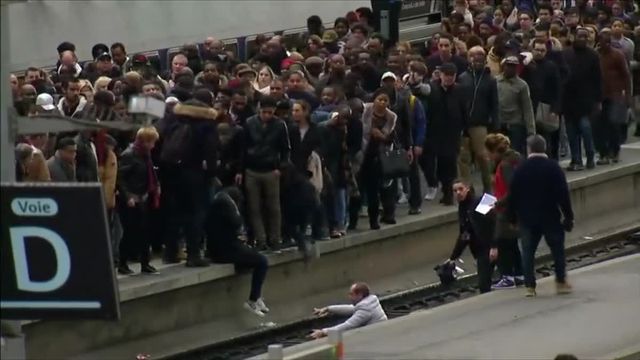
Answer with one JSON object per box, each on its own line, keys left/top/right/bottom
{"left": 11, "top": 198, "right": 59, "bottom": 216}
{"left": 2, "top": 184, "right": 120, "bottom": 320}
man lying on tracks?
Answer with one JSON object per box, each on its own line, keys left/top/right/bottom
{"left": 309, "top": 282, "right": 388, "bottom": 339}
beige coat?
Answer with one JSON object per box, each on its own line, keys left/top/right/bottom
{"left": 98, "top": 149, "right": 118, "bottom": 209}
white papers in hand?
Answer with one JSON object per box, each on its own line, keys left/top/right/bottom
{"left": 475, "top": 193, "right": 497, "bottom": 215}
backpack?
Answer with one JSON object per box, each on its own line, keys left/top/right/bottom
{"left": 160, "top": 120, "right": 193, "bottom": 165}
{"left": 434, "top": 261, "right": 457, "bottom": 286}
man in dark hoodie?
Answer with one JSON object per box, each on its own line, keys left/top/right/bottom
{"left": 206, "top": 186, "right": 270, "bottom": 317}
{"left": 159, "top": 100, "right": 219, "bottom": 267}
{"left": 448, "top": 179, "right": 495, "bottom": 293}
{"left": 562, "top": 27, "right": 601, "bottom": 171}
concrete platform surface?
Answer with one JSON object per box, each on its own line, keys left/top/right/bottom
{"left": 115, "top": 143, "right": 640, "bottom": 303}
{"left": 26, "top": 141, "right": 640, "bottom": 360}
{"left": 281, "top": 254, "right": 640, "bottom": 360}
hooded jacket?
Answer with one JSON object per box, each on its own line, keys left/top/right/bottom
{"left": 160, "top": 102, "right": 219, "bottom": 177}
{"left": 322, "top": 294, "right": 388, "bottom": 333}
{"left": 206, "top": 190, "right": 246, "bottom": 262}
{"left": 57, "top": 96, "right": 88, "bottom": 118}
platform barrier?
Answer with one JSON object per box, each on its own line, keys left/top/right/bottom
{"left": 267, "top": 330, "right": 343, "bottom": 360}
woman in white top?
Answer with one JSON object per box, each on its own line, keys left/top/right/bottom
{"left": 256, "top": 65, "right": 275, "bottom": 94}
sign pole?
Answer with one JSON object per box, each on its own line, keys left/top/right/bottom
{"left": 1, "top": 1, "right": 15, "bottom": 184}
{"left": 1, "top": 3, "right": 26, "bottom": 359}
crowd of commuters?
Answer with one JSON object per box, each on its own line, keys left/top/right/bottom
{"left": 10, "top": 1, "right": 640, "bottom": 312}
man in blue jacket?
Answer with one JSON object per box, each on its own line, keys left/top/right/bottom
{"left": 403, "top": 66, "right": 428, "bottom": 215}
{"left": 507, "top": 135, "right": 574, "bottom": 297}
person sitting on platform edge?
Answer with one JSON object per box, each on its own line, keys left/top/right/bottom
{"left": 205, "top": 186, "right": 270, "bottom": 317}
{"left": 310, "top": 282, "right": 387, "bottom": 339}
{"left": 447, "top": 179, "right": 495, "bottom": 294}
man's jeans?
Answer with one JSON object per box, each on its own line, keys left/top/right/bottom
{"left": 566, "top": 115, "right": 595, "bottom": 165}
{"left": 504, "top": 124, "right": 528, "bottom": 156}
{"left": 595, "top": 99, "right": 624, "bottom": 158}
{"left": 331, "top": 187, "right": 347, "bottom": 230}
{"left": 519, "top": 225, "right": 567, "bottom": 289}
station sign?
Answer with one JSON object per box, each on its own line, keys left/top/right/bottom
{"left": 1, "top": 183, "right": 120, "bottom": 320}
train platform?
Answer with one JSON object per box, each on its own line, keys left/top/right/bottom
{"left": 271, "top": 254, "right": 640, "bottom": 360}
{"left": 25, "top": 142, "right": 640, "bottom": 359}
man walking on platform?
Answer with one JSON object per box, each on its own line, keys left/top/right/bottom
{"left": 448, "top": 179, "right": 495, "bottom": 293}
{"left": 563, "top": 27, "right": 601, "bottom": 171}
{"left": 507, "top": 135, "right": 574, "bottom": 297}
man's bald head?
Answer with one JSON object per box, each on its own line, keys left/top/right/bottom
{"left": 468, "top": 45, "right": 487, "bottom": 70}
{"left": 468, "top": 46, "right": 486, "bottom": 56}
{"left": 21, "top": 84, "right": 37, "bottom": 99}
{"left": 61, "top": 51, "right": 75, "bottom": 66}
{"left": 351, "top": 282, "right": 370, "bottom": 298}
{"left": 289, "top": 52, "right": 305, "bottom": 62}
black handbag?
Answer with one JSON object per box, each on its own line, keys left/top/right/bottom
{"left": 379, "top": 144, "right": 410, "bottom": 180}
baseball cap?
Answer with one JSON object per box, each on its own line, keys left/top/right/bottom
{"left": 165, "top": 96, "right": 180, "bottom": 104}
{"left": 505, "top": 38, "right": 522, "bottom": 51}
{"left": 91, "top": 43, "right": 109, "bottom": 60}
{"left": 322, "top": 30, "right": 339, "bottom": 43}
{"left": 235, "top": 64, "right": 257, "bottom": 78}
{"left": 440, "top": 62, "right": 457, "bottom": 75}
{"left": 502, "top": 56, "right": 520, "bottom": 65}
{"left": 381, "top": 71, "right": 397, "bottom": 81}
{"left": 35, "top": 93, "right": 56, "bottom": 111}
{"left": 132, "top": 54, "right": 149, "bottom": 65}
{"left": 97, "top": 52, "right": 112, "bottom": 61}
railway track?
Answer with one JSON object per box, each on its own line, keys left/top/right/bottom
{"left": 166, "top": 228, "right": 640, "bottom": 360}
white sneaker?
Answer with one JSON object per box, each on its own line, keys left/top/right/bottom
{"left": 256, "top": 298, "right": 270, "bottom": 313}
{"left": 397, "top": 192, "right": 408, "bottom": 204}
{"left": 424, "top": 187, "right": 438, "bottom": 201}
{"left": 244, "top": 301, "right": 265, "bottom": 317}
